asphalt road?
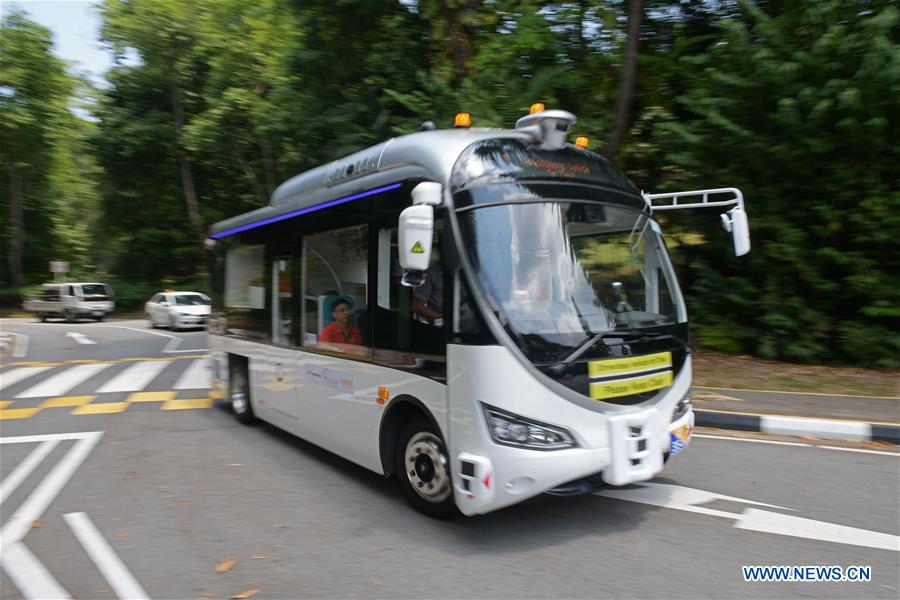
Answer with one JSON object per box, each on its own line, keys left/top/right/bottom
{"left": 1, "top": 317, "right": 898, "bottom": 599}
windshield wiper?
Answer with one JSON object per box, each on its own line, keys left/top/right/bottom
{"left": 548, "top": 329, "right": 692, "bottom": 375}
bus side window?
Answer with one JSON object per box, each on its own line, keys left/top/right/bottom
{"left": 303, "top": 224, "right": 371, "bottom": 358}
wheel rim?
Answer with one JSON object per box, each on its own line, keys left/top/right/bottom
{"left": 231, "top": 372, "right": 248, "bottom": 414}
{"left": 404, "top": 432, "right": 451, "bottom": 503}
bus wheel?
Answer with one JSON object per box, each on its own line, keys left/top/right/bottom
{"left": 38, "top": 313, "right": 47, "bottom": 323}
{"left": 396, "top": 420, "right": 456, "bottom": 518}
{"left": 229, "top": 365, "right": 255, "bottom": 425}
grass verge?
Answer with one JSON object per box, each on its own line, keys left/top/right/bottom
{"left": 693, "top": 352, "right": 899, "bottom": 398}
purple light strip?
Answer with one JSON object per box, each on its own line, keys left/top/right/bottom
{"left": 210, "top": 182, "right": 403, "bottom": 239}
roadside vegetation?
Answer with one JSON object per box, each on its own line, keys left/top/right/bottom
{"left": 1, "top": 0, "right": 897, "bottom": 369}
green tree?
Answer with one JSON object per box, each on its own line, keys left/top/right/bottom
{"left": 644, "top": 0, "right": 900, "bottom": 367}
{"left": 0, "top": 11, "right": 72, "bottom": 286}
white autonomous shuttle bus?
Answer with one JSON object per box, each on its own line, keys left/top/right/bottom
{"left": 207, "top": 107, "right": 750, "bottom": 517}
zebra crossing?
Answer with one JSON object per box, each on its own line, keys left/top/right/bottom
{"left": 0, "top": 356, "right": 220, "bottom": 420}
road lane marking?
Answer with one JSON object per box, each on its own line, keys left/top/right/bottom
{"left": 65, "top": 331, "right": 96, "bottom": 345}
{"left": 0, "top": 431, "right": 104, "bottom": 599}
{"left": 0, "top": 431, "right": 103, "bottom": 542}
{"left": 0, "top": 366, "right": 53, "bottom": 391}
{"left": 0, "top": 541, "right": 69, "bottom": 600}
{"left": 173, "top": 358, "right": 211, "bottom": 389}
{"left": 0, "top": 408, "right": 41, "bottom": 420}
{"left": 0, "top": 391, "right": 216, "bottom": 419}
{"left": 99, "top": 325, "right": 204, "bottom": 353}
{"left": 693, "top": 385, "right": 900, "bottom": 400}
{"left": 162, "top": 398, "right": 213, "bottom": 410}
{"left": 39, "top": 396, "right": 95, "bottom": 408}
{"left": 816, "top": 445, "right": 900, "bottom": 457}
{"left": 4, "top": 354, "right": 206, "bottom": 368}
{"left": 15, "top": 363, "right": 114, "bottom": 398}
{"left": 693, "top": 434, "right": 810, "bottom": 447}
{"left": 0, "top": 440, "right": 60, "bottom": 508}
{"left": 72, "top": 402, "right": 129, "bottom": 415}
{"left": 64, "top": 512, "right": 149, "bottom": 600}
{"left": 694, "top": 433, "right": 899, "bottom": 456}
{"left": 596, "top": 482, "right": 900, "bottom": 552}
{"left": 127, "top": 391, "right": 177, "bottom": 403}
{"left": 96, "top": 360, "right": 172, "bottom": 393}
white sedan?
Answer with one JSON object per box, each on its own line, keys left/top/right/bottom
{"left": 145, "top": 291, "right": 211, "bottom": 330}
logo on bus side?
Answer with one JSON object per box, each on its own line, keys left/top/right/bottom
{"left": 326, "top": 154, "right": 378, "bottom": 185}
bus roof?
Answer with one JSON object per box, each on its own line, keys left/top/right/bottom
{"left": 209, "top": 127, "right": 529, "bottom": 239}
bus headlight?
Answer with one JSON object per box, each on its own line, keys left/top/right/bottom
{"left": 482, "top": 404, "right": 576, "bottom": 450}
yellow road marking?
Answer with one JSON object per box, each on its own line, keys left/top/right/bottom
{"left": 0, "top": 407, "right": 41, "bottom": 420}
{"left": 127, "top": 391, "right": 177, "bottom": 403}
{"left": 40, "top": 395, "right": 95, "bottom": 408}
{"left": 208, "top": 389, "right": 224, "bottom": 400}
{"left": 691, "top": 391, "right": 745, "bottom": 403}
{"left": 162, "top": 398, "right": 213, "bottom": 410}
{"left": 3, "top": 354, "right": 206, "bottom": 369}
{"left": 72, "top": 402, "right": 130, "bottom": 415}
{"left": 0, "top": 401, "right": 12, "bottom": 409}
{"left": 693, "top": 385, "right": 899, "bottom": 401}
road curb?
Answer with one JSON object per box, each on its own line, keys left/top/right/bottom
{"left": 694, "top": 410, "right": 900, "bottom": 445}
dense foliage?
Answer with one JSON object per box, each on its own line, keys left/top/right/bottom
{"left": 1, "top": 0, "right": 897, "bottom": 366}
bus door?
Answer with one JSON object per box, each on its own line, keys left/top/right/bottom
{"left": 267, "top": 255, "right": 301, "bottom": 419}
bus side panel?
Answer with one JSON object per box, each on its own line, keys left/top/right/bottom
{"left": 290, "top": 351, "right": 447, "bottom": 476}
{"left": 210, "top": 333, "right": 447, "bottom": 478}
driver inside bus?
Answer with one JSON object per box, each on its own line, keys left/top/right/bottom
{"left": 411, "top": 242, "right": 443, "bottom": 324}
{"left": 319, "top": 298, "right": 365, "bottom": 354}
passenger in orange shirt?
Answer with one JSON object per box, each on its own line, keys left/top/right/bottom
{"left": 319, "top": 298, "right": 363, "bottom": 351}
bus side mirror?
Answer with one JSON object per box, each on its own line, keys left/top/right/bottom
{"left": 398, "top": 182, "right": 442, "bottom": 286}
{"left": 398, "top": 204, "right": 433, "bottom": 285}
{"left": 721, "top": 207, "right": 751, "bottom": 256}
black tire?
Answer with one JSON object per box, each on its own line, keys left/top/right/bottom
{"left": 94, "top": 314, "right": 104, "bottom": 322}
{"left": 228, "top": 364, "right": 256, "bottom": 424}
{"left": 38, "top": 313, "right": 47, "bottom": 323}
{"left": 65, "top": 309, "right": 76, "bottom": 323}
{"left": 395, "top": 419, "right": 457, "bottom": 518}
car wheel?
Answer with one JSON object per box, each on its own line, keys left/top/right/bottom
{"left": 395, "top": 419, "right": 457, "bottom": 518}
{"left": 37, "top": 312, "right": 46, "bottom": 323}
{"left": 147, "top": 313, "right": 156, "bottom": 328}
{"left": 65, "top": 309, "right": 76, "bottom": 323}
{"left": 229, "top": 364, "right": 256, "bottom": 425}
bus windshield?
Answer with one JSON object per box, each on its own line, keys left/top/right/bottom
{"left": 456, "top": 195, "right": 683, "bottom": 364}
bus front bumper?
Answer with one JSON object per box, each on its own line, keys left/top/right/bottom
{"left": 453, "top": 406, "right": 694, "bottom": 516}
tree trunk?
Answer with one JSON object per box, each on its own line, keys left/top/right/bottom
{"left": 602, "top": 0, "right": 644, "bottom": 159}
{"left": 7, "top": 163, "right": 24, "bottom": 287}
{"left": 446, "top": 1, "right": 478, "bottom": 82}
{"left": 235, "top": 150, "right": 269, "bottom": 206}
{"left": 170, "top": 89, "right": 205, "bottom": 243}
{"left": 256, "top": 133, "right": 278, "bottom": 197}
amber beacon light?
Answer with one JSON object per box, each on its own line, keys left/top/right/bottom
{"left": 529, "top": 102, "right": 545, "bottom": 114}
{"left": 454, "top": 112, "right": 472, "bottom": 127}
{"left": 575, "top": 136, "right": 589, "bottom": 149}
